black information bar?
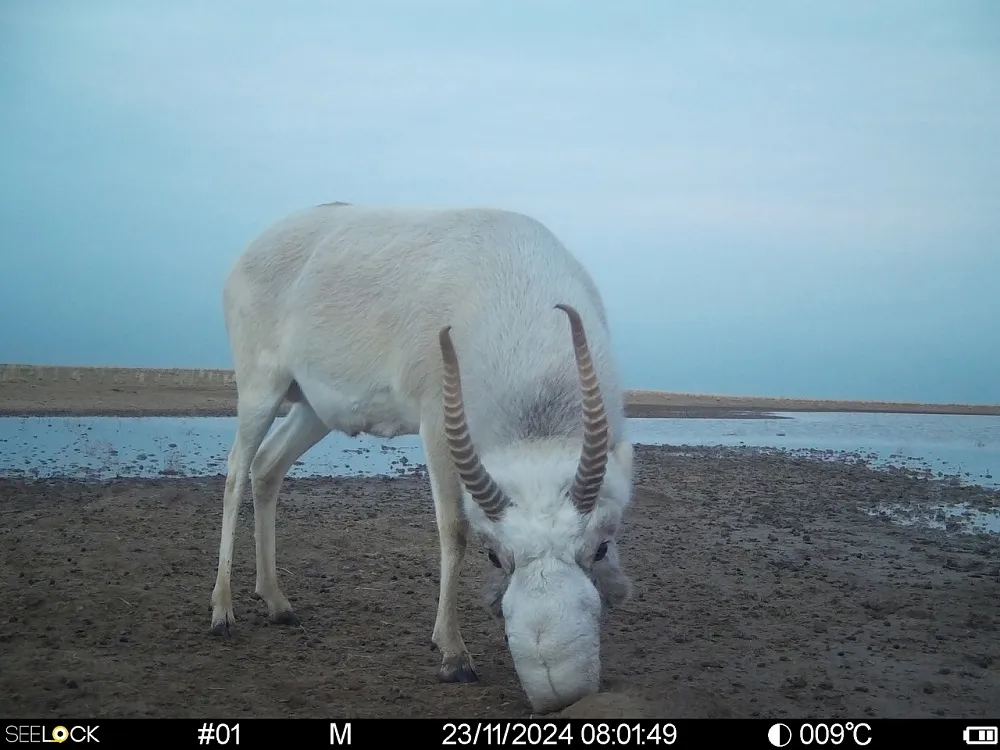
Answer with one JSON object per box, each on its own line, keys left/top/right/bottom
{"left": 3, "top": 718, "right": 993, "bottom": 748}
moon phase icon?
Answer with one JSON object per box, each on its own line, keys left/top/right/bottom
{"left": 768, "top": 723, "right": 792, "bottom": 747}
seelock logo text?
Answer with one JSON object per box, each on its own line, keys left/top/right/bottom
{"left": 5, "top": 726, "right": 100, "bottom": 744}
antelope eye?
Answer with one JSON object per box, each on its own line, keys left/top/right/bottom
{"left": 487, "top": 550, "right": 502, "bottom": 568}
{"left": 594, "top": 541, "right": 609, "bottom": 562}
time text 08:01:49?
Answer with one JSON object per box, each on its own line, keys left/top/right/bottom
{"left": 442, "top": 721, "right": 678, "bottom": 745}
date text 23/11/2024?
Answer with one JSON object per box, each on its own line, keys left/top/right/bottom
{"left": 441, "top": 722, "right": 678, "bottom": 745}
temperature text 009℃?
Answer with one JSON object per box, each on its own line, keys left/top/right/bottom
{"left": 798, "top": 723, "right": 871, "bottom": 746}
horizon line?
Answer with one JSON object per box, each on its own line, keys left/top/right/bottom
{"left": 1, "top": 362, "right": 998, "bottom": 412}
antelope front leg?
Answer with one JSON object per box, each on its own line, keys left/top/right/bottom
{"left": 424, "top": 431, "right": 477, "bottom": 682}
{"left": 431, "top": 496, "right": 476, "bottom": 682}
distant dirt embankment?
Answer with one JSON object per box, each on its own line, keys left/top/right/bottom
{"left": 0, "top": 364, "right": 236, "bottom": 387}
{"left": 625, "top": 389, "right": 1000, "bottom": 416}
{"left": 1, "top": 364, "right": 998, "bottom": 418}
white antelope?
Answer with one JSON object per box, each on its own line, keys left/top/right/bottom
{"left": 211, "top": 203, "right": 635, "bottom": 714}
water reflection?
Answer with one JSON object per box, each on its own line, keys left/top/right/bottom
{"left": 0, "top": 412, "right": 996, "bottom": 488}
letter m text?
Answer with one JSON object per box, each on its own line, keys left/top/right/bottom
{"left": 330, "top": 722, "right": 352, "bottom": 745}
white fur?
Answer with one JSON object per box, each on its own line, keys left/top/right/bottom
{"left": 210, "top": 203, "right": 634, "bottom": 713}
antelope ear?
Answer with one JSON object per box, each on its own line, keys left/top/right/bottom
{"left": 612, "top": 441, "right": 634, "bottom": 479}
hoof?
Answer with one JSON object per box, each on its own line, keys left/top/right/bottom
{"left": 439, "top": 655, "right": 479, "bottom": 683}
{"left": 269, "top": 609, "right": 300, "bottom": 626}
{"left": 211, "top": 618, "right": 234, "bottom": 637}
{"left": 439, "top": 665, "right": 479, "bottom": 683}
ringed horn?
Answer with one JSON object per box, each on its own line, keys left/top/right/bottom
{"left": 437, "top": 303, "right": 611, "bottom": 520}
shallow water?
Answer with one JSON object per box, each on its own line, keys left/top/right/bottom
{"left": 631, "top": 411, "right": 999, "bottom": 488}
{"left": 1, "top": 412, "right": 996, "bottom": 488}
{"left": 2, "top": 412, "right": 998, "bottom": 534}
{"left": 0, "top": 416, "right": 424, "bottom": 480}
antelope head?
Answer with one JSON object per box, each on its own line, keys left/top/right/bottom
{"left": 438, "top": 304, "right": 634, "bottom": 714}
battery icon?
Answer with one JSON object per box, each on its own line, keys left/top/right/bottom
{"left": 964, "top": 727, "right": 998, "bottom": 745}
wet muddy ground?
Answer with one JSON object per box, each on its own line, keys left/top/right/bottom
{"left": 2, "top": 445, "right": 999, "bottom": 719}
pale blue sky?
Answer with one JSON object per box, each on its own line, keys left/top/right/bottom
{"left": 1, "top": 1, "right": 998, "bottom": 403}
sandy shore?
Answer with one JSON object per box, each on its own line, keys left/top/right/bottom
{"left": 2, "top": 445, "right": 999, "bottom": 719}
{"left": 2, "top": 365, "right": 998, "bottom": 418}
